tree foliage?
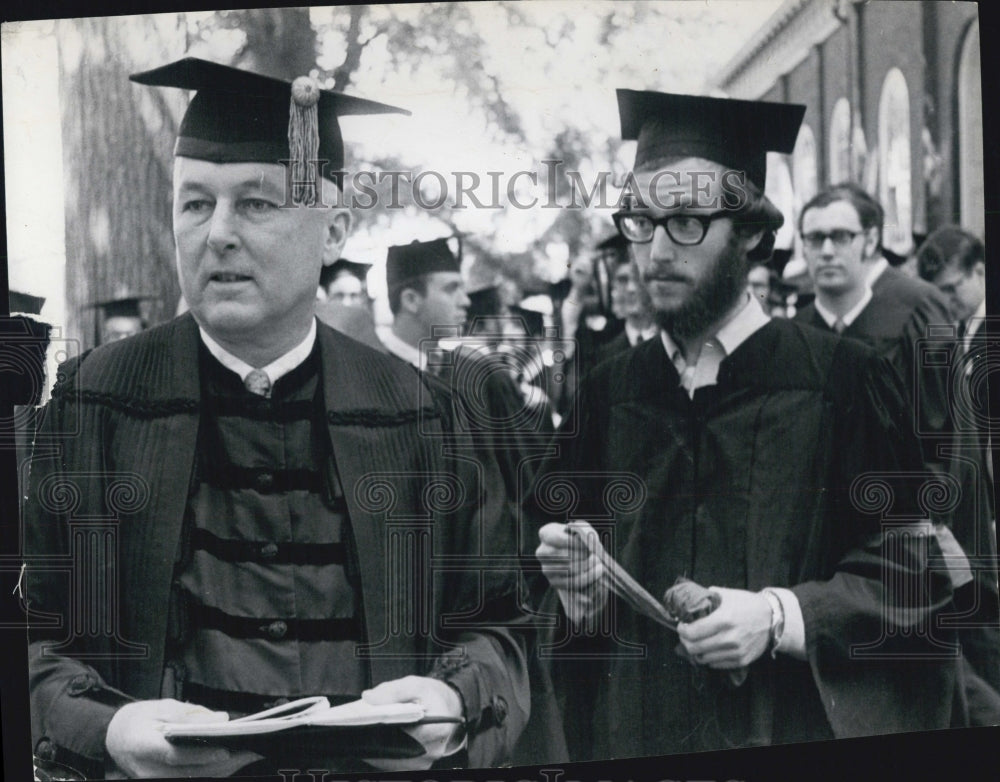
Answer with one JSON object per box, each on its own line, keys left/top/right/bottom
{"left": 50, "top": 2, "right": 779, "bottom": 343}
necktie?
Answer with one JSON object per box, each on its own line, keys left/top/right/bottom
{"left": 244, "top": 368, "right": 272, "bottom": 398}
{"left": 833, "top": 318, "right": 846, "bottom": 335}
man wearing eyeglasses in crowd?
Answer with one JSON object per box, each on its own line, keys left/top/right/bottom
{"left": 795, "top": 184, "right": 952, "bottom": 456}
{"left": 795, "top": 185, "right": 950, "bottom": 443}
{"left": 527, "top": 91, "right": 961, "bottom": 761}
{"left": 795, "top": 186, "right": 1000, "bottom": 722}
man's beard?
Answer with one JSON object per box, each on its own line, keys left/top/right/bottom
{"left": 650, "top": 236, "right": 748, "bottom": 340}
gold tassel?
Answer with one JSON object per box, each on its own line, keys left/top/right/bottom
{"left": 288, "top": 75, "right": 320, "bottom": 205}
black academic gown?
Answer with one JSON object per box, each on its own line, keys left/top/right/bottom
{"left": 525, "top": 319, "right": 958, "bottom": 760}
{"left": 798, "top": 270, "right": 1000, "bottom": 702}
{"left": 25, "top": 315, "right": 532, "bottom": 776}
{"left": 947, "top": 318, "right": 1000, "bottom": 704}
{"left": 383, "top": 341, "right": 569, "bottom": 764}
{"left": 594, "top": 331, "right": 631, "bottom": 367}
{"left": 557, "top": 314, "right": 624, "bottom": 420}
{"left": 796, "top": 265, "right": 953, "bottom": 468}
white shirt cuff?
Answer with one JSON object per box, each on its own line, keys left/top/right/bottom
{"left": 768, "top": 586, "right": 807, "bottom": 660}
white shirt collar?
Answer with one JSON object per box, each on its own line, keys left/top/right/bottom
{"left": 865, "top": 256, "right": 889, "bottom": 286}
{"left": 711, "top": 293, "right": 771, "bottom": 356}
{"left": 198, "top": 318, "right": 317, "bottom": 385}
{"left": 660, "top": 293, "right": 770, "bottom": 396}
{"left": 625, "top": 321, "right": 659, "bottom": 347}
{"left": 380, "top": 327, "right": 425, "bottom": 370}
{"left": 813, "top": 286, "right": 873, "bottom": 329}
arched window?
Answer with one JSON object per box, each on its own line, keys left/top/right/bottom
{"left": 765, "top": 152, "right": 795, "bottom": 251}
{"left": 791, "top": 124, "right": 818, "bottom": 260}
{"left": 828, "top": 98, "right": 851, "bottom": 184}
{"left": 958, "top": 20, "right": 984, "bottom": 239}
{"left": 792, "top": 124, "right": 818, "bottom": 206}
{"left": 878, "top": 68, "right": 912, "bottom": 255}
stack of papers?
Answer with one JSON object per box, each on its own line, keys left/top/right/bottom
{"left": 161, "top": 697, "right": 427, "bottom": 738}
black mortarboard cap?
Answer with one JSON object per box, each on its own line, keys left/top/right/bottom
{"left": 9, "top": 290, "right": 46, "bottom": 315}
{"left": 88, "top": 295, "right": 155, "bottom": 345}
{"left": 130, "top": 57, "right": 409, "bottom": 185}
{"left": 466, "top": 285, "right": 500, "bottom": 317}
{"left": 596, "top": 233, "right": 628, "bottom": 252}
{"left": 386, "top": 238, "right": 461, "bottom": 291}
{"left": 617, "top": 89, "right": 805, "bottom": 189}
{"left": 547, "top": 278, "right": 572, "bottom": 302}
{"left": 89, "top": 295, "right": 152, "bottom": 320}
{"left": 595, "top": 232, "right": 630, "bottom": 268}
{"left": 320, "top": 258, "right": 373, "bottom": 289}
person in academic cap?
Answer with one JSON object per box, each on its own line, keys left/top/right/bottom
{"left": 91, "top": 296, "right": 151, "bottom": 344}
{"left": 380, "top": 237, "right": 566, "bottom": 764}
{"left": 492, "top": 277, "right": 555, "bottom": 433}
{"left": 465, "top": 284, "right": 503, "bottom": 336}
{"left": 318, "top": 258, "right": 373, "bottom": 311}
{"left": 315, "top": 258, "right": 382, "bottom": 350}
{"left": 496, "top": 277, "right": 545, "bottom": 340}
{"left": 23, "top": 58, "right": 530, "bottom": 778}
{"left": 6, "top": 290, "right": 52, "bottom": 536}
{"left": 594, "top": 235, "right": 658, "bottom": 366}
{"left": 380, "top": 237, "right": 470, "bottom": 360}
{"left": 526, "top": 89, "right": 961, "bottom": 761}
{"left": 458, "top": 279, "right": 557, "bottom": 439}
{"left": 552, "top": 237, "right": 625, "bottom": 419}
{"left": 380, "top": 236, "right": 556, "bottom": 445}
{"left": 9, "top": 290, "right": 47, "bottom": 316}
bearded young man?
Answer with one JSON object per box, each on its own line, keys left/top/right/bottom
{"left": 527, "top": 90, "right": 961, "bottom": 760}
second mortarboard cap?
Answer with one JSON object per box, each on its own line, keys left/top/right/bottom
{"left": 617, "top": 89, "right": 805, "bottom": 189}
{"left": 595, "top": 232, "right": 629, "bottom": 258}
{"left": 466, "top": 285, "right": 501, "bottom": 316}
{"left": 320, "top": 258, "right": 373, "bottom": 289}
{"left": 130, "top": 57, "right": 409, "bottom": 195}
{"left": 386, "top": 238, "right": 462, "bottom": 291}
{"left": 8, "top": 290, "right": 46, "bottom": 316}
{"left": 88, "top": 295, "right": 155, "bottom": 344}
{"left": 93, "top": 296, "right": 148, "bottom": 320}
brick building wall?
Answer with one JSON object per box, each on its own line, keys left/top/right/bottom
{"left": 716, "top": 0, "right": 982, "bottom": 242}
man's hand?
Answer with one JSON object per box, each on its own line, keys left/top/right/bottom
{"left": 361, "top": 675, "right": 465, "bottom": 771}
{"left": 676, "top": 586, "right": 771, "bottom": 669}
{"left": 536, "top": 520, "right": 607, "bottom": 624}
{"left": 105, "top": 699, "right": 262, "bottom": 778}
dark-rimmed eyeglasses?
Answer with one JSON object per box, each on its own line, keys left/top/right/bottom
{"left": 612, "top": 211, "right": 729, "bottom": 246}
{"left": 801, "top": 230, "right": 862, "bottom": 250}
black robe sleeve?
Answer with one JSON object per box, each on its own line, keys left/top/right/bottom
{"left": 792, "top": 347, "right": 959, "bottom": 736}
{"left": 25, "top": 356, "right": 136, "bottom": 779}
{"left": 419, "top": 370, "right": 536, "bottom": 767}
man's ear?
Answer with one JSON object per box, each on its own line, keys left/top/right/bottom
{"left": 399, "top": 287, "right": 423, "bottom": 315}
{"left": 321, "top": 208, "right": 351, "bottom": 265}
{"left": 974, "top": 259, "right": 986, "bottom": 282}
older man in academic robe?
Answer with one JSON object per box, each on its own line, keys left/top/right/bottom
{"left": 24, "top": 58, "right": 529, "bottom": 779}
